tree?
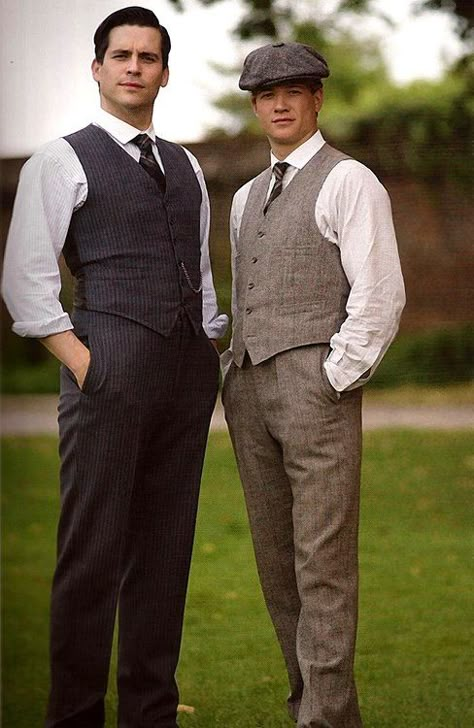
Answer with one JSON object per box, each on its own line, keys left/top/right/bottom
{"left": 165, "top": 0, "right": 384, "bottom": 40}
{"left": 416, "top": 0, "right": 473, "bottom": 41}
{"left": 166, "top": 0, "right": 473, "bottom": 43}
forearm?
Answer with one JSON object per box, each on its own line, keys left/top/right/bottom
{"left": 199, "top": 197, "right": 229, "bottom": 340}
{"left": 319, "top": 162, "right": 406, "bottom": 391}
{"left": 40, "top": 330, "right": 90, "bottom": 389}
{"left": 325, "top": 248, "right": 405, "bottom": 391}
{"left": 2, "top": 140, "right": 84, "bottom": 338}
{"left": 325, "top": 298, "right": 404, "bottom": 391}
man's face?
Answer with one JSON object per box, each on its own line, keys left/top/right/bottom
{"left": 91, "top": 24, "right": 169, "bottom": 122}
{"left": 252, "top": 83, "right": 323, "bottom": 154}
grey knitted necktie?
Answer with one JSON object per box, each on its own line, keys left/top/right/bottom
{"left": 264, "top": 162, "right": 289, "bottom": 214}
{"left": 132, "top": 134, "right": 166, "bottom": 193}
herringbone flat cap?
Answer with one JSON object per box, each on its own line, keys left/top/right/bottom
{"left": 239, "top": 42, "right": 330, "bottom": 91}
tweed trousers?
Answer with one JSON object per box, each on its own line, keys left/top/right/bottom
{"left": 46, "top": 310, "right": 219, "bottom": 728}
{"left": 223, "top": 344, "right": 363, "bottom": 728}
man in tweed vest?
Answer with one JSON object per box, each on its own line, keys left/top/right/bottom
{"left": 2, "top": 7, "right": 227, "bottom": 727}
{"left": 222, "top": 42, "right": 405, "bottom": 727}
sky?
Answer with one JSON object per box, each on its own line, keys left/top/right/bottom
{"left": 0, "top": 0, "right": 464, "bottom": 157}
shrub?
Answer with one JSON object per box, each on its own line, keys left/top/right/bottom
{"left": 369, "top": 324, "right": 474, "bottom": 388}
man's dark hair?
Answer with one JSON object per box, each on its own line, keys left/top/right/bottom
{"left": 94, "top": 6, "right": 171, "bottom": 69}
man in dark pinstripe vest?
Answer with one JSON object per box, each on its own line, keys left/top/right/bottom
{"left": 222, "top": 43, "right": 405, "bottom": 727}
{"left": 2, "top": 7, "right": 227, "bottom": 727}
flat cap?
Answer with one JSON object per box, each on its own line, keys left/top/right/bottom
{"left": 239, "top": 41, "right": 330, "bottom": 92}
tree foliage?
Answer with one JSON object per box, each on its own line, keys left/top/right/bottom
{"left": 167, "top": 0, "right": 474, "bottom": 43}
{"left": 347, "top": 63, "right": 473, "bottom": 185}
{"left": 416, "top": 0, "right": 474, "bottom": 41}
{"left": 166, "top": 0, "right": 391, "bottom": 39}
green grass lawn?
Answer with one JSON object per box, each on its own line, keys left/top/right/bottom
{"left": 2, "top": 430, "right": 473, "bottom": 727}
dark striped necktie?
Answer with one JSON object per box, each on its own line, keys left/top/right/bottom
{"left": 264, "top": 161, "right": 289, "bottom": 215}
{"left": 132, "top": 134, "right": 166, "bottom": 193}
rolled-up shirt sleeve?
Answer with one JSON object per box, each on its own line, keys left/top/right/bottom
{"left": 183, "top": 148, "right": 228, "bottom": 339}
{"left": 318, "top": 161, "right": 406, "bottom": 391}
{"left": 2, "top": 140, "right": 86, "bottom": 338}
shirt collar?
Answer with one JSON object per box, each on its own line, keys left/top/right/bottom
{"left": 94, "top": 108, "right": 156, "bottom": 145}
{"left": 270, "top": 129, "right": 326, "bottom": 171}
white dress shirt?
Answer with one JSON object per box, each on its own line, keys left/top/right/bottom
{"left": 2, "top": 108, "right": 228, "bottom": 339}
{"left": 229, "top": 130, "right": 405, "bottom": 391}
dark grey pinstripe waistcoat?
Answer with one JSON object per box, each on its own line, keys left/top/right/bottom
{"left": 63, "top": 124, "right": 203, "bottom": 335}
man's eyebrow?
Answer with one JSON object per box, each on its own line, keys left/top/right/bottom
{"left": 109, "top": 48, "right": 160, "bottom": 58}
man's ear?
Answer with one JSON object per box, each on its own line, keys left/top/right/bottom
{"left": 160, "top": 67, "right": 170, "bottom": 88}
{"left": 251, "top": 95, "right": 258, "bottom": 116}
{"left": 91, "top": 58, "right": 101, "bottom": 83}
{"left": 314, "top": 87, "right": 324, "bottom": 113}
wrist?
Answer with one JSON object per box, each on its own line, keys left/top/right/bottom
{"left": 71, "top": 349, "right": 91, "bottom": 383}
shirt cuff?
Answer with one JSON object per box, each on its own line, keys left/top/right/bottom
{"left": 324, "top": 358, "right": 370, "bottom": 392}
{"left": 12, "top": 313, "right": 74, "bottom": 338}
{"left": 203, "top": 312, "right": 229, "bottom": 340}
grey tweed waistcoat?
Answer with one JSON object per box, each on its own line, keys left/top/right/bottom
{"left": 63, "top": 124, "right": 203, "bottom": 335}
{"left": 232, "top": 143, "right": 351, "bottom": 366}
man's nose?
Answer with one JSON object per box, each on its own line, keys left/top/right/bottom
{"left": 127, "top": 54, "right": 140, "bottom": 74}
{"left": 274, "top": 94, "right": 289, "bottom": 111}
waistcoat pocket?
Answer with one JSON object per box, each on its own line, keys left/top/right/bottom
{"left": 280, "top": 247, "right": 324, "bottom": 310}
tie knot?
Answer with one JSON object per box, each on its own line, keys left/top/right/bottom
{"left": 273, "top": 162, "right": 289, "bottom": 182}
{"left": 132, "top": 134, "right": 153, "bottom": 152}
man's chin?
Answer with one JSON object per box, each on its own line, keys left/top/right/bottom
{"left": 269, "top": 131, "right": 298, "bottom": 146}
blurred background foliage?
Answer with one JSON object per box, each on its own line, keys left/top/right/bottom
{"left": 167, "top": 0, "right": 473, "bottom": 44}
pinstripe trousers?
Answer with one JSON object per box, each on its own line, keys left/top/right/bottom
{"left": 46, "top": 309, "right": 219, "bottom": 728}
{"left": 223, "top": 344, "right": 363, "bottom": 728}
